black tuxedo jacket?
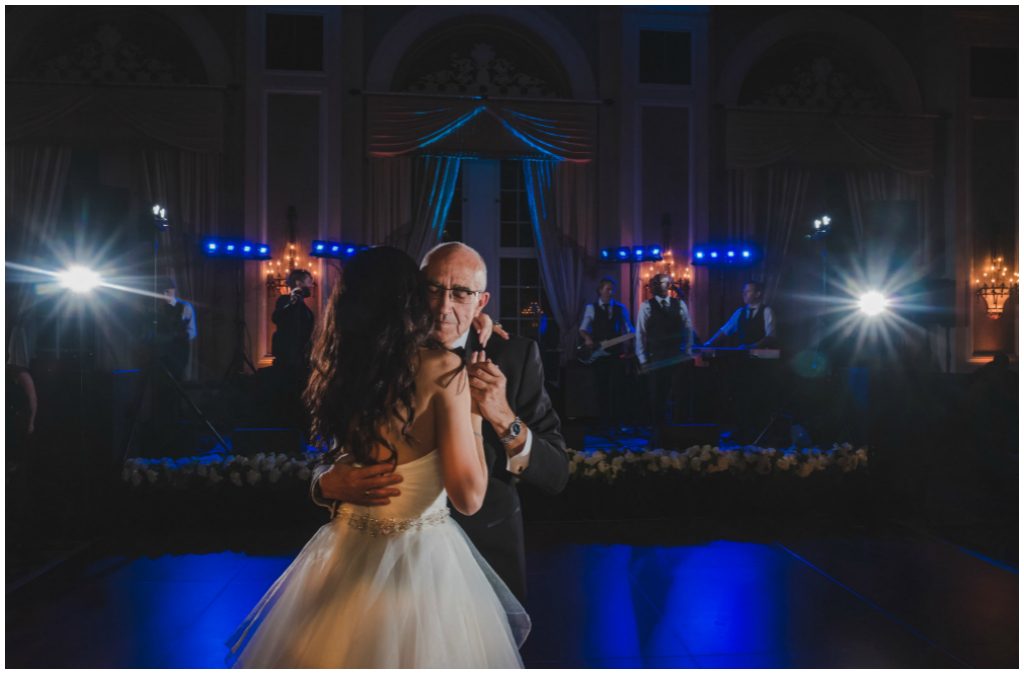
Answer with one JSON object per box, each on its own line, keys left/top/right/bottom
{"left": 450, "top": 331, "right": 568, "bottom": 601}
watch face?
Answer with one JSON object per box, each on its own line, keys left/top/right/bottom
{"left": 510, "top": 420, "right": 522, "bottom": 436}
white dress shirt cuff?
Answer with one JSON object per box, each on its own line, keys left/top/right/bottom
{"left": 505, "top": 429, "right": 533, "bottom": 475}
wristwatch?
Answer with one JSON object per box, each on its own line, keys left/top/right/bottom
{"left": 499, "top": 416, "right": 523, "bottom": 446}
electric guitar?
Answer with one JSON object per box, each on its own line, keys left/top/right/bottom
{"left": 576, "top": 333, "right": 636, "bottom": 364}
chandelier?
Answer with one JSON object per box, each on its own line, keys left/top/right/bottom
{"left": 974, "top": 257, "right": 1018, "bottom": 319}
{"left": 265, "top": 241, "right": 316, "bottom": 295}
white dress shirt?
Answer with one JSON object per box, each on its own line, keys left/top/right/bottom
{"left": 634, "top": 296, "right": 693, "bottom": 366}
{"left": 710, "top": 304, "right": 775, "bottom": 345}
{"left": 579, "top": 300, "right": 635, "bottom": 336}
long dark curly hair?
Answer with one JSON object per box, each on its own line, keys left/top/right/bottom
{"left": 304, "top": 246, "right": 436, "bottom": 467}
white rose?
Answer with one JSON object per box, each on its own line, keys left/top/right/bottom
{"left": 145, "top": 469, "right": 158, "bottom": 484}
{"left": 229, "top": 472, "right": 242, "bottom": 487}
{"left": 130, "top": 471, "right": 143, "bottom": 487}
{"left": 583, "top": 468, "right": 597, "bottom": 478}
{"left": 689, "top": 457, "right": 702, "bottom": 471}
{"left": 208, "top": 471, "right": 223, "bottom": 485}
{"left": 268, "top": 468, "right": 282, "bottom": 483}
{"left": 598, "top": 462, "right": 610, "bottom": 473}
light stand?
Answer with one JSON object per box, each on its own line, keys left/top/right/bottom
{"left": 122, "top": 207, "right": 229, "bottom": 460}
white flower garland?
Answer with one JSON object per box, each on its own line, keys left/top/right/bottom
{"left": 567, "top": 444, "right": 868, "bottom": 482}
{"left": 122, "top": 452, "right": 314, "bottom": 490}
{"left": 121, "top": 444, "right": 868, "bottom": 489}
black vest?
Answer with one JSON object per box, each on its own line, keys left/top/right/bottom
{"left": 156, "top": 302, "right": 188, "bottom": 345}
{"left": 646, "top": 297, "right": 685, "bottom": 360}
{"left": 737, "top": 305, "right": 768, "bottom": 345}
{"left": 591, "top": 302, "right": 626, "bottom": 343}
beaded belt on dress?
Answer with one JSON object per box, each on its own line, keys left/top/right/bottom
{"left": 333, "top": 507, "right": 450, "bottom": 536}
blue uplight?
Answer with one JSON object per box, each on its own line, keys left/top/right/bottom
{"left": 243, "top": 245, "right": 251, "bottom": 253}
{"left": 727, "top": 250, "right": 735, "bottom": 258}
{"left": 259, "top": 246, "right": 268, "bottom": 254}
{"left": 651, "top": 247, "right": 661, "bottom": 256}
{"left": 742, "top": 250, "right": 751, "bottom": 258}
{"left": 710, "top": 251, "right": 719, "bottom": 259}
{"left": 345, "top": 246, "right": 356, "bottom": 255}
{"left": 316, "top": 243, "right": 325, "bottom": 251}
{"left": 696, "top": 251, "right": 704, "bottom": 259}
{"left": 226, "top": 244, "right": 235, "bottom": 252}
{"left": 331, "top": 245, "right": 340, "bottom": 253}
{"left": 617, "top": 247, "right": 630, "bottom": 260}
{"left": 208, "top": 243, "right": 217, "bottom": 251}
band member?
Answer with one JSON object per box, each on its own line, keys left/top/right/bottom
{"left": 704, "top": 280, "right": 778, "bottom": 437}
{"left": 271, "top": 269, "right": 316, "bottom": 427}
{"left": 155, "top": 277, "right": 197, "bottom": 381}
{"left": 704, "top": 280, "right": 776, "bottom": 349}
{"left": 635, "top": 274, "right": 693, "bottom": 432}
{"left": 578, "top": 278, "right": 634, "bottom": 423}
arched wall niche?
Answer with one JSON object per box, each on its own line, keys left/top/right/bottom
{"left": 736, "top": 35, "right": 900, "bottom": 114}
{"left": 717, "top": 8, "right": 923, "bottom": 114}
{"left": 392, "top": 15, "right": 573, "bottom": 98}
{"left": 368, "top": 6, "right": 595, "bottom": 100}
{"left": 7, "top": 6, "right": 231, "bottom": 86}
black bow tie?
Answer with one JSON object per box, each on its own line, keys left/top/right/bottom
{"left": 451, "top": 346, "right": 467, "bottom": 360}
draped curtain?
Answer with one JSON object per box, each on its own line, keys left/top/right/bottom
{"left": 5, "top": 145, "right": 72, "bottom": 264}
{"left": 522, "top": 160, "right": 596, "bottom": 362}
{"left": 844, "top": 169, "right": 932, "bottom": 259}
{"left": 726, "top": 108, "right": 936, "bottom": 175}
{"left": 139, "top": 150, "right": 225, "bottom": 381}
{"left": 366, "top": 95, "right": 596, "bottom": 163}
{"left": 726, "top": 167, "right": 810, "bottom": 302}
{"left": 8, "top": 83, "right": 224, "bottom": 152}
{"left": 365, "top": 156, "right": 462, "bottom": 263}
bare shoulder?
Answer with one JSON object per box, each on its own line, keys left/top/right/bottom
{"left": 416, "top": 347, "right": 464, "bottom": 391}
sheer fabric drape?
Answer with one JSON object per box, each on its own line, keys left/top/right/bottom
{"left": 366, "top": 156, "right": 462, "bottom": 263}
{"left": 726, "top": 167, "right": 810, "bottom": 302}
{"left": 522, "top": 160, "right": 596, "bottom": 361}
{"left": 5, "top": 145, "right": 72, "bottom": 263}
{"left": 139, "top": 149, "right": 225, "bottom": 381}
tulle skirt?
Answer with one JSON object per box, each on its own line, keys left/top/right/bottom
{"left": 227, "top": 509, "right": 530, "bottom": 668}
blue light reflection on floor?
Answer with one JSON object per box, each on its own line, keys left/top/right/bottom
{"left": 135, "top": 542, "right": 793, "bottom": 667}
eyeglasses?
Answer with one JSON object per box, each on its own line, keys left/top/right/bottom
{"left": 425, "top": 281, "right": 483, "bottom": 304}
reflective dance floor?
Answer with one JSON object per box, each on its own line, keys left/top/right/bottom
{"left": 6, "top": 516, "right": 1017, "bottom": 668}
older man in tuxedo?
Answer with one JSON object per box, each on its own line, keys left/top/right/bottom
{"left": 311, "top": 242, "right": 568, "bottom": 601}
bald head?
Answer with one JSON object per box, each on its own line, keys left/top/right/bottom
{"left": 421, "top": 242, "right": 487, "bottom": 290}
{"left": 420, "top": 242, "right": 491, "bottom": 345}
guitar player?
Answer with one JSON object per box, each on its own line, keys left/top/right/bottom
{"left": 578, "top": 277, "right": 634, "bottom": 424}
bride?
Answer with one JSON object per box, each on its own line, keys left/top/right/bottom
{"left": 227, "top": 246, "right": 529, "bottom": 668}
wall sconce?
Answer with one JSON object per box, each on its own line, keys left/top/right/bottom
{"left": 974, "top": 257, "right": 1018, "bottom": 319}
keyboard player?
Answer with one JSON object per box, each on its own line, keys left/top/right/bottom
{"left": 703, "top": 280, "right": 776, "bottom": 350}
{"left": 702, "top": 281, "right": 779, "bottom": 438}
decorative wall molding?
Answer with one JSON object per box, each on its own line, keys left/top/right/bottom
{"left": 407, "top": 42, "right": 555, "bottom": 97}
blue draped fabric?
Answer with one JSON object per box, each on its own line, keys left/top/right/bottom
{"left": 367, "top": 95, "right": 595, "bottom": 163}
{"left": 522, "top": 160, "right": 595, "bottom": 362}
{"left": 407, "top": 156, "right": 462, "bottom": 262}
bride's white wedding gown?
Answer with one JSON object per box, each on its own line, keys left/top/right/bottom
{"left": 227, "top": 449, "right": 530, "bottom": 668}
